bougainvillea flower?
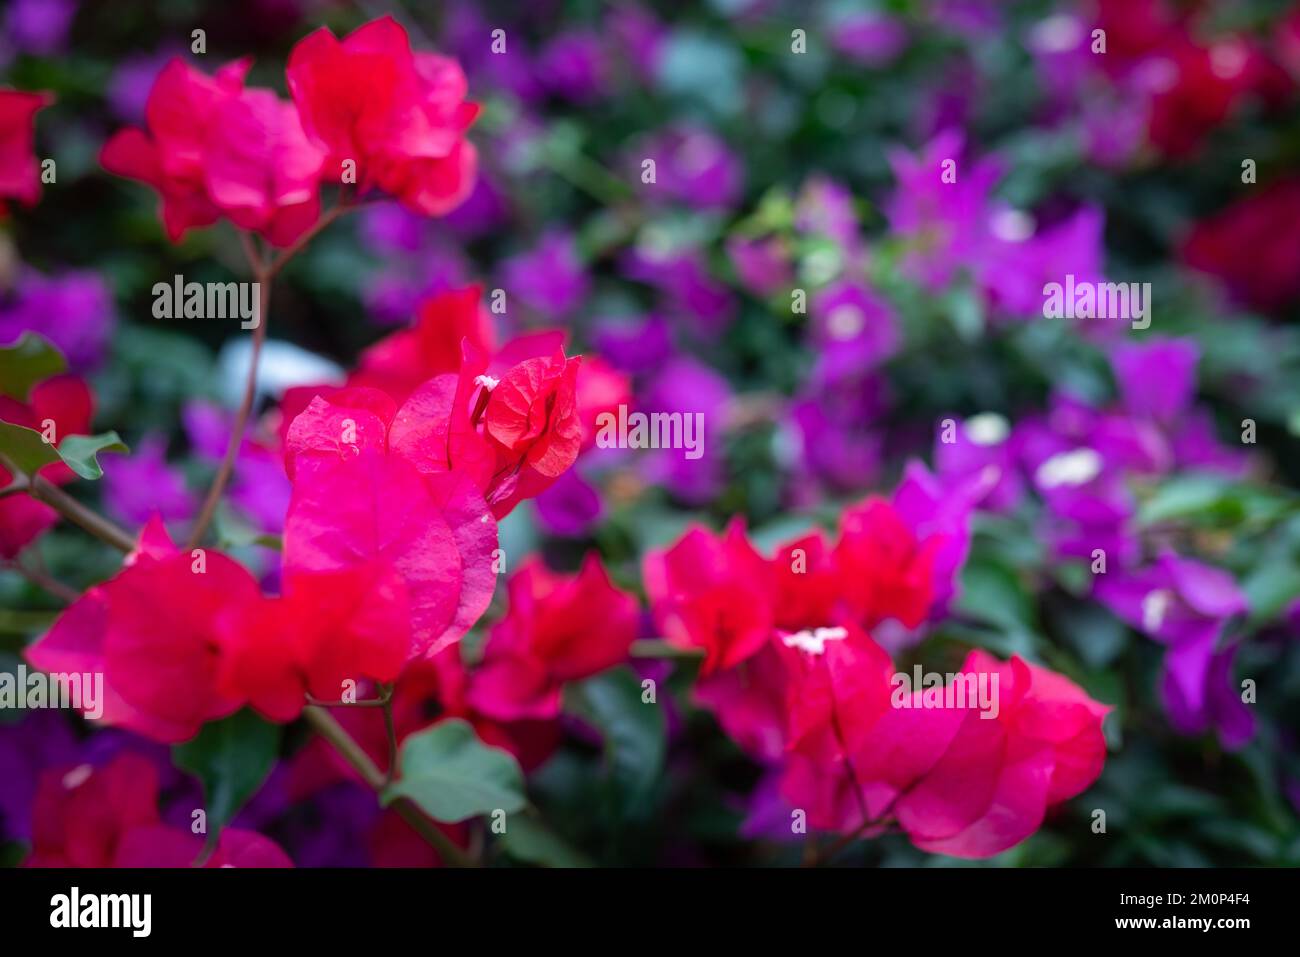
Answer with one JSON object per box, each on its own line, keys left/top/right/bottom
{"left": 0, "top": 269, "right": 115, "bottom": 373}
{"left": 103, "top": 434, "right": 195, "bottom": 526}
{"left": 638, "top": 356, "right": 731, "bottom": 505}
{"left": 217, "top": 562, "right": 413, "bottom": 722}
{"left": 25, "top": 517, "right": 261, "bottom": 742}
{"left": 933, "top": 412, "right": 1024, "bottom": 512}
{"left": 1167, "top": 643, "right": 1255, "bottom": 750}
{"left": 885, "top": 653, "right": 1109, "bottom": 858}
{"left": 287, "top": 15, "right": 478, "bottom": 216}
{"left": 643, "top": 520, "right": 774, "bottom": 674}
{"left": 102, "top": 57, "right": 325, "bottom": 245}
{"left": 884, "top": 129, "right": 1002, "bottom": 291}
{"left": 692, "top": 642, "right": 789, "bottom": 763}
{"left": 1182, "top": 176, "right": 1300, "bottom": 310}
{"left": 500, "top": 231, "right": 590, "bottom": 316}
{"left": 27, "top": 753, "right": 291, "bottom": 867}
{"left": 468, "top": 555, "right": 638, "bottom": 721}
{"left": 482, "top": 347, "right": 583, "bottom": 497}
{"left": 810, "top": 281, "right": 899, "bottom": 375}
{"left": 1095, "top": 552, "right": 1251, "bottom": 748}
{"left": 833, "top": 497, "right": 948, "bottom": 630}
{"left": 0, "top": 88, "right": 50, "bottom": 208}
{"left": 349, "top": 285, "right": 495, "bottom": 402}
{"left": 773, "top": 621, "right": 894, "bottom": 765}
{"left": 0, "top": 373, "right": 95, "bottom": 558}
{"left": 1110, "top": 337, "right": 1199, "bottom": 425}
{"left": 631, "top": 126, "right": 743, "bottom": 210}
{"left": 283, "top": 391, "right": 497, "bottom": 659}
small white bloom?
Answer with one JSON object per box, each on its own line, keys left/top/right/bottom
{"left": 1036, "top": 448, "right": 1102, "bottom": 488}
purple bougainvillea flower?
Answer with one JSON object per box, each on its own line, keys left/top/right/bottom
{"left": 0, "top": 711, "right": 78, "bottom": 843}
{"left": 788, "top": 365, "right": 888, "bottom": 495}
{"left": 592, "top": 313, "right": 675, "bottom": 375}
{"left": 633, "top": 126, "right": 743, "bottom": 211}
{"left": 359, "top": 201, "right": 428, "bottom": 254}
{"left": 103, "top": 434, "right": 196, "bottom": 527}
{"left": 106, "top": 50, "right": 178, "bottom": 124}
{"left": 501, "top": 231, "right": 589, "bottom": 316}
{"left": 1164, "top": 643, "right": 1256, "bottom": 749}
{"left": 727, "top": 234, "right": 793, "bottom": 298}
{"left": 1110, "top": 337, "right": 1199, "bottom": 424}
{"left": 538, "top": 30, "right": 610, "bottom": 103}
{"left": 0, "top": 269, "right": 115, "bottom": 372}
{"left": 890, "top": 460, "right": 982, "bottom": 625}
{"left": 3, "top": 0, "right": 76, "bottom": 57}
{"left": 934, "top": 412, "right": 1024, "bottom": 512}
{"left": 828, "top": 12, "right": 907, "bottom": 67}
{"left": 533, "top": 466, "right": 603, "bottom": 538}
{"left": 639, "top": 357, "right": 731, "bottom": 504}
{"left": 183, "top": 401, "right": 292, "bottom": 534}
{"left": 621, "top": 247, "right": 734, "bottom": 338}
{"left": 884, "top": 129, "right": 1002, "bottom": 291}
{"left": 980, "top": 205, "right": 1106, "bottom": 320}
{"left": 809, "top": 281, "right": 899, "bottom": 375}
{"left": 1096, "top": 552, "right": 1252, "bottom": 748}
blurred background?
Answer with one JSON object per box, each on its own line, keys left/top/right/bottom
{"left": 2, "top": 0, "right": 1300, "bottom": 866}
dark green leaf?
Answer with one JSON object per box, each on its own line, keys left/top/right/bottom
{"left": 173, "top": 709, "right": 280, "bottom": 834}
{"left": 498, "top": 814, "right": 594, "bottom": 868}
{"left": 565, "top": 667, "right": 665, "bottom": 806}
{"left": 383, "top": 718, "right": 526, "bottom": 823}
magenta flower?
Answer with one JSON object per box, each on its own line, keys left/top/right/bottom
{"left": 1096, "top": 553, "right": 1253, "bottom": 748}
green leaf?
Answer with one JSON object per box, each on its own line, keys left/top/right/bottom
{"left": 383, "top": 718, "right": 526, "bottom": 823}
{"left": 498, "top": 814, "right": 594, "bottom": 868}
{"left": 0, "top": 421, "right": 127, "bottom": 481}
{"left": 565, "top": 667, "right": 665, "bottom": 807}
{"left": 955, "top": 557, "right": 1037, "bottom": 636}
{"left": 173, "top": 709, "right": 280, "bottom": 835}
{"left": 52, "top": 433, "right": 130, "bottom": 480}
{"left": 0, "top": 333, "right": 66, "bottom": 400}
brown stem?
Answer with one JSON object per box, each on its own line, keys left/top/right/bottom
{"left": 26, "top": 473, "right": 135, "bottom": 553}
{"left": 266, "top": 203, "right": 350, "bottom": 281}
{"left": 382, "top": 697, "right": 398, "bottom": 787}
{"left": 6, "top": 560, "right": 79, "bottom": 603}
{"left": 301, "top": 705, "right": 476, "bottom": 868}
{"left": 187, "top": 261, "right": 271, "bottom": 550}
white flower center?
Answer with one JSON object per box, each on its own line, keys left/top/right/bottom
{"left": 965, "top": 412, "right": 1010, "bottom": 446}
{"left": 1031, "top": 15, "right": 1084, "bottom": 53}
{"left": 1035, "top": 448, "right": 1102, "bottom": 488}
{"left": 1142, "top": 589, "right": 1173, "bottom": 632}
{"left": 781, "top": 626, "right": 848, "bottom": 655}
{"left": 826, "top": 304, "right": 865, "bottom": 340}
{"left": 62, "top": 764, "right": 93, "bottom": 790}
{"left": 991, "top": 208, "right": 1035, "bottom": 243}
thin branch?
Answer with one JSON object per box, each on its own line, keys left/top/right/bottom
{"left": 301, "top": 706, "right": 476, "bottom": 868}
{"left": 187, "top": 264, "right": 271, "bottom": 550}
{"left": 5, "top": 560, "right": 79, "bottom": 603}
{"left": 265, "top": 203, "right": 351, "bottom": 281}
{"left": 27, "top": 474, "right": 135, "bottom": 553}
{"left": 381, "top": 687, "right": 398, "bottom": 787}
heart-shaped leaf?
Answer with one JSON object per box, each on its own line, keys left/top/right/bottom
{"left": 383, "top": 718, "right": 525, "bottom": 823}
